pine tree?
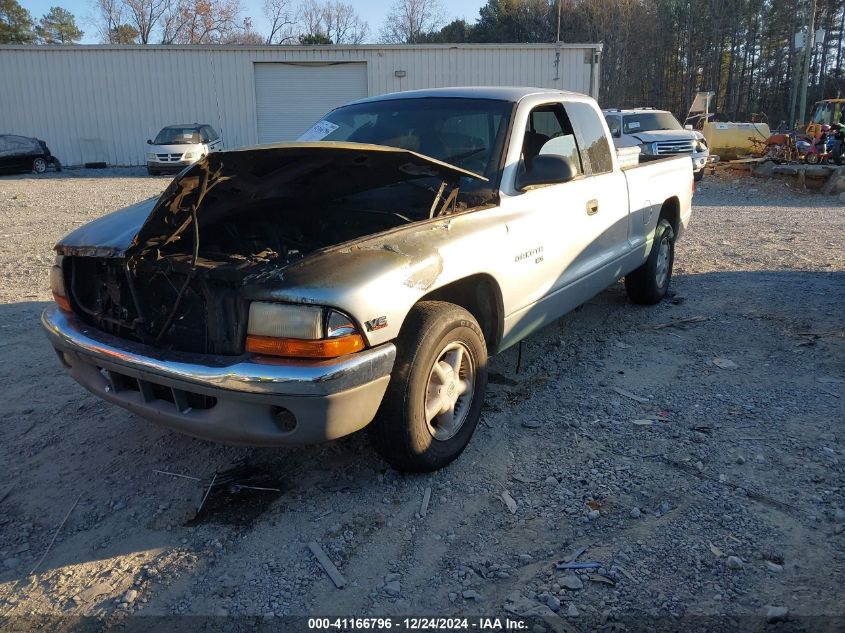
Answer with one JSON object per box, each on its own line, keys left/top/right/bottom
{"left": 35, "top": 6, "right": 84, "bottom": 44}
{"left": 0, "top": 0, "right": 35, "bottom": 44}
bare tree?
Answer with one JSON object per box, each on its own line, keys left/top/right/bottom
{"left": 264, "top": 0, "right": 295, "bottom": 44}
{"left": 123, "top": 0, "right": 169, "bottom": 44}
{"left": 173, "top": 0, "right": 245, "bottom": 43}
{"left": 299, "top": 0, "right": 368, "bottom": 44}
{"left": 380, "top": 0, "right": 444, "bottom": 43}
{"left": 93, "top": 0, "right": 128, "bottom": 42}
{"left": 322, "top": 0, "right": 368, "bottom": 44}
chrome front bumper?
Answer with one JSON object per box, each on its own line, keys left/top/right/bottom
{"left": 41, "top": 306, "right": 395, "bottom": 445}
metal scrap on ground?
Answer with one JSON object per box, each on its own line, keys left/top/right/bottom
{"left": 420, "top": 486, "right": 431, "bottom": 518}
{"left": 653, "top": 315, "right": 709, "bottom": 329}
{"left": 612, "top": 387, "right": 650, "bottom": 403}
{"left": 308, "top": 541, "right": 346, "bottom": 589}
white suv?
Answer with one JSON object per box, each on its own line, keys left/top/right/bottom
{"left": 146, "top": 124, "right": 223, "bottom": 176}
{"left": 603, "top": 108, "right": 709, "bottom": 181}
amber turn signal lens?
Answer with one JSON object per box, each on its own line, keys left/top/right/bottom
{"left": 53, "top": 292, "right": 72, "bottom": 313}
{"left": 246, "top": 334, "right": 365, "bottom": 359}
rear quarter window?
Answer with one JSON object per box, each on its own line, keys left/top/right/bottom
{"left": 565, "top": 102, "right": 614, "bottom": 175}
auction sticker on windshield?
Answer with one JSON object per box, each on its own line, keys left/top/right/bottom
{"left": 300, "top": 120, "right": 340, "bottom": 141}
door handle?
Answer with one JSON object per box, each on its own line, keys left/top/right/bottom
{"left": 587, "top": 199, "right": 599, "bottom": 215}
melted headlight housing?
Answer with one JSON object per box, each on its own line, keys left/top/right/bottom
{"left": 245, "top": 302, "right": 365, "bottom": 359}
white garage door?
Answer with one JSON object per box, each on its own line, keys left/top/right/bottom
{"left": 254, "top": 62, "right": 368, "bottom": 143}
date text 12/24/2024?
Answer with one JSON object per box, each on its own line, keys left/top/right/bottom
{"left": 308, "top": 617, "right": 529, "bottom": 630}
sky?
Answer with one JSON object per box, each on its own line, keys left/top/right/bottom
{"left": 20, "top": 0, "right": 489, "bottom": 44}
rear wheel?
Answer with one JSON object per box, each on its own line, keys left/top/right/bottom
{"left": 806, "top": 152, "right": 821, "bottom": 165}
{"left": 370, "top": 301, "right": 488, "bottom": 472}
{"left": 625, "top": 218, "right": 675, "bottom": 305}
{"left": 32, "top": 158, "right": 47, "bottom": 174}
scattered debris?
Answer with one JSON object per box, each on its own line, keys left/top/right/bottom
{"left": 712, "top": 357, "right": 738, "bottom": 369}
{"left": 500, "top": 490, "right": 518, "bottom": 514}
{"left": 522, "top": 419, "right": 542, "bottom": 429}
{"left": 419, "top": 486, "right": 431, "bottom": 518}
{"left": 632, "top": 419, "right": 654, "bottom": 426}
{"left": 653, "top": 315, "right": 708, "bottom": 329}
{"left": 709, "top": 542, "right": 724, "bottom": 558}
{"left": 588, "top": 574, "right": 615, "bottom": 586}
{"left": 152, "top": 469, "right": 201, "bottom": 482}
{"left": 556, "top": 561, "right": 601, "bottom": 570}
{"left": 763, "top": 605, "right": 789, "bottom": 623}
{"left": 30, "top": 493, "right": 82, "bottom": 575}
{"left": 612, "top": 387, "right": 650, "bottom": 403}
{"left": 462, "top": 590, "right": 481, "bottom": 600}
{"left": 560, "top": 575, "right": 584, "bottom": 590}
{"left": 726, "top": 555, "right": 745, "bottom": 570}
{"left": 196, "top": 473, "right": 217, "bottom": 516}
{"left": 561, "top": 545, "right": 588, "bottom": 563}
{"left": 308, "top": 541, "right": 346, "bottom": 589}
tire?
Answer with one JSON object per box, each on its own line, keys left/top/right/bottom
{"left": 370, "top": 301, "right": 488, "bottom": 472}
{"left": 806, "top": 152, "right": 821, "bottom": 165}
{"left": 32, "top": 157, "right": 47, "bottom": 174}
{"left": 834, "top": 141, "right": 844, "bottom": 166}
{"left": 625, "top": 218, "right": 675, "bottom": 305}
{"left": 694, "top": 169, "right": 704, "bottom": 182}
{"left": 147, "top": 167, "right": 159, "bottom": 176}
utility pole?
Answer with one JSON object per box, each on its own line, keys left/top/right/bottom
{"left": 798, "top": 0, "right": 817, "bottom": 126}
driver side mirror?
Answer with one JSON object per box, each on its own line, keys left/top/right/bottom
{"left": 516, "top": 155, "right": 577, "bottom": 190}
{"left": 612, "top": 129, "right": 621, "bottom": 138}
{"left": 146, "top": 139, "right": 152, "bottom": 145}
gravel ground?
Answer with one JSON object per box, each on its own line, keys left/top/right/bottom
{"left": 0, "top": 168, "right": 843, "bottom": 632}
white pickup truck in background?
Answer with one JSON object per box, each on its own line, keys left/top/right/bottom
{"left": 44, "top": 87, "right": 694, "bottom": 472}
{"left": 603, "top": 107, "right": 710, "bottom": 181}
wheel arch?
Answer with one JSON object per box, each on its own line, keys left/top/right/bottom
{"left": 416, "top": 274, "right": 504, "bottom": 355}
{"left": 659, "top": 196, "right": 680, "bottom": 236}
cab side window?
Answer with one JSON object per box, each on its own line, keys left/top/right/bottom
{"left": 202, "top": 126, "right": 220, "bottom": 143}
{"left": 522, "top": 104, "right": 582, "bottom": 175}
{"left": 565, "top": 102, "right": 614, "bottom": 175}
{"left": 605, "top": 116, "right": 621, "bottom": 138}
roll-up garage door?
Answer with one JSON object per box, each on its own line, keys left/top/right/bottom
{"left": 254, "top": 62, "right": 368, "bottom": 143}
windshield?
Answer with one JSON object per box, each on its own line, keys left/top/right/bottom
{"left": 154, "top": 127, "right": 202, "bottom": 145}
{"left": 300, "top": 98, "right": 513, "bottom": 186}
{"left": 623, "top": 112, "right": 682, "bottom": 134}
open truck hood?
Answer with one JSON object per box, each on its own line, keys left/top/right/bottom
{"left": 57, "top": 142, "right": 487, "bottom": 258}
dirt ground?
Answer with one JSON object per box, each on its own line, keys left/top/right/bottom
{"left": 0, "top": 168, "right": 843, "bottom": 632}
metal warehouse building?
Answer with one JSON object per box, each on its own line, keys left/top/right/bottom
{"left": 0, "top": 43, "right": 602, "bottom": 167}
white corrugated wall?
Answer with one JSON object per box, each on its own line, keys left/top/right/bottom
{"left": 0, "top": 44, "right": 601, "bottom": 166}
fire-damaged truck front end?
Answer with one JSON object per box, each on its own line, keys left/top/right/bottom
{"left": 43, "top": 142, "right": 492, "bottom": 445}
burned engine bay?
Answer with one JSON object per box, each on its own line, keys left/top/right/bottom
{"left": 64, "top": 144, "right": 492, "bottom": 355}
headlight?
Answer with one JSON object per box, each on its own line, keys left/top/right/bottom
{"left": 246, "top": 302, "right": 365, "bottom": 358}
{"left": 695, "top": 140, "right": 708, "bottom": 152}
{"left": 146, "top": 153, "right": 156, "bottom": 161}
{"left": 639, "top": 143, "right": 654, "bottom": 155}
{"left": 50, "top": 254, "right": 71, "bottom": 312}
{"left": 183, "top": 152, "right": 197, "bottom": 160}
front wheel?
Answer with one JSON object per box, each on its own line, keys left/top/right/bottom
{"left": 806, "top": 152, "right": 821, "bottom": 165}
{"left": 370, "top": 301, "right": 488, "bottom": 472}
{"left": 625, "top": 218, "right": 675, "bottom": 305}
{"left": 32, "top": 158, "right": 47, "bottom": 174}
{"left": 694, "top": 169, "right": 704, "bottom": 182}
{"left": 833, "top": 141, "right": 844, "bottom": 166}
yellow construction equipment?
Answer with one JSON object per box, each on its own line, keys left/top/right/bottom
{"left": 806, "top": 99, "right": 845, "bottom": 138}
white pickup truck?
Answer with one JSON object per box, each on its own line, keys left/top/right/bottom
{"left": 43, "top": 87, "right": 693, "bottom": 472}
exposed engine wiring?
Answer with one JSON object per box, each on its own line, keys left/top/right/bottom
{"left": 154, "top": 206, "right": 200, "bottom": 343}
